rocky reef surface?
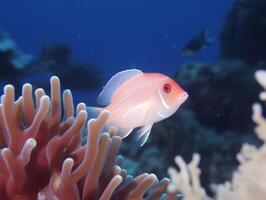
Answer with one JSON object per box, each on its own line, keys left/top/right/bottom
{"left": 220, "top": 0, "right": 266, "bottom": 65}
{"left": 0, "top": 32, "right": 102, "bottom": 93}
{"left": 0, "top": 32, "right": 33, "bottom": 89}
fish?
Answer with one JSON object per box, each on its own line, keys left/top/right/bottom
{"left": 179, "top": 28, "right": 213, "bottom": 56}
{"left": 87, "top": 69, "right": 188, "bottom": 146}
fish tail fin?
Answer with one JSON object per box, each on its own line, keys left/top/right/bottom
{"left": 86, "top": 106, "right": 103, "bottom": 119}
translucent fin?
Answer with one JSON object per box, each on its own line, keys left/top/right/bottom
{"left": 86, "top": 106, "right": 102, "bottom": 119}
{"left": 116, "top": 127, "right": 133, "bottom": 138}
{"left": 97, "top": 69, "right": 143, "bottom": 106}
{"left": 134, "top": 124, "right": 153, "bottom": 146}
{"left": 123, "top": 102, "right": 150, "bottom": 125}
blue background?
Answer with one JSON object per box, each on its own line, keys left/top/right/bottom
{"left": 0, "top": 0, "right": 232, "bottom": 79}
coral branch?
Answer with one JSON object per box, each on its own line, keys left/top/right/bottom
{"left": 63, "top": 89, "right": 74, "bottom": 119}
{"left": 82, "top": 133, "right": 111, "bottom": 199}
{"left": 22, "top": 83, "right": 35, "bottom": 125}
{"left": 167, "top": 154, "right": 209, "bottom": 200}
{"left": 99, "top": 175, "right": 123, "bottom": 200}
{"left": 69, "top": 111, "right": 107, "bottom": 182}
{"left": 34, "top": 88, "right": 45, "bottom": 109}
{"left": 1, "top": 138, "right": 37, "bottom": 198}
{"left": 25, "top": 96, "right": 50, "bottom": 138}
{"left": 2, "top": 85, "right": 22, "bottom": 152}
{"left": 146, "top": 178, "right": 170, "bottom": 200}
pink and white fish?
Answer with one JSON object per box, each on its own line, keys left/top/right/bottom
{"left": 88, "top": 69, "right": 188, "bottom": 146}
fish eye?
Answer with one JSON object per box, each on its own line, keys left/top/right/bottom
{"left": 163, "top": 83, "right": 171, "bottom": 94}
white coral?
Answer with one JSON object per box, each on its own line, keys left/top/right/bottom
{"left": 168, "top": 70, "right": 266, "bottom": 200}
{"left": 168, "top": 154, "right": 210, "bottom": 200}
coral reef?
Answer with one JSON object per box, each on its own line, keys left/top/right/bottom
{"left": 0, "top": 76, "right": 170, "bottom": 200}
{"left": 120, "top": 0, "right": 266, "bottom": 190}
{"left": 32, "top": 43, "right": 102, "bottom": 91}
{"left": 0, "top": 32, "right": 33, "bottom": 70}
{"left": 167, "top": 70, "right": 266, "bottom": 200}
{"left": 121, "top": 59, "right": 260, "bottom": 191}
{"left": 168, "top": 154, "right": 210, "bottom": 200}
{"left": 175, "top": 60, "right": 259, "bottom": 132}
{"left": 0, "top": 32, "right": 33, "bottom": 89}
{"left": 0, "top": 32, "right": 102, "bottom": 93}
{"left": 220, "top": 0, "right": 266, "bottom": 65}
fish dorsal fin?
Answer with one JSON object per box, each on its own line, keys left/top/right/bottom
{"left": 97, "top": 69, "right": 143, "bottom": 106}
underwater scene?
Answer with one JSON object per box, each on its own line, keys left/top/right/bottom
{"left": 0, "top": 0, "right": 266, "bottom": 199}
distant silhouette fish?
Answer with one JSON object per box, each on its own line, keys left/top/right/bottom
{"left": 87, "top": 69, "right": 188, "bottom": 146}
{"left": 179, "top": 28, "right": 213, "bottom": 56}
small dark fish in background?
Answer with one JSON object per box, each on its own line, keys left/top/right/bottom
{"left": 179, "top": 28, "right": 213, "bottom": 56}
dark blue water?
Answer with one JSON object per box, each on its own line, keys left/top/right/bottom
{"left": 0, "top": 0, "right": 232, "bottom": 79}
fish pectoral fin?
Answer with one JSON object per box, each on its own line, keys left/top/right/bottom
{"left": 116, "top": 127, "right": 133, "bottom": 138}
{"left": 123, "top": 102, "right": 150, "bottom": 124}
{"left": 134, "top": 124, "right": 153, "bottom": 146}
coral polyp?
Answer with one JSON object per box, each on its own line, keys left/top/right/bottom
{"left": 0, "top": 76, "right": 169, "bottom": 200}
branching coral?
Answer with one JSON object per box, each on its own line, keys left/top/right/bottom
{"left": 167, "top": 70, "right": 266, "bottom": 200}
{"left": 167, "top": 154, "right": 210, "bottom": 200}
{"left": 0, "top": 76, "right": 169, "bottom": 200}
{"left": 212, "top": 70, "right": 266, "bottom": 200}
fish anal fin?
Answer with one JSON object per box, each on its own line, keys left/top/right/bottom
{"left": 97, "top": 69, "right": 143, "bottom": 106}
{"left": 134, "top": 124, "right": 153, "bottom": 146}
{"left": 116, "top": 127, "right": 133, "bottom": 138}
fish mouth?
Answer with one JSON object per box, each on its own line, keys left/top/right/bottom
{"left": 178, "top": 92, "right": 189, "bottom": 103}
